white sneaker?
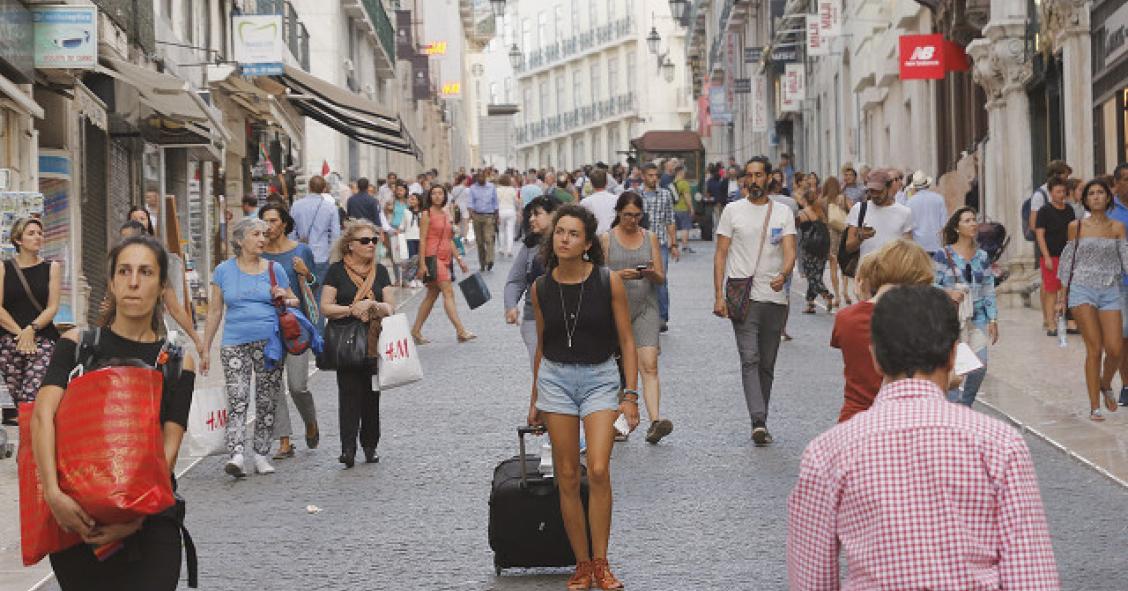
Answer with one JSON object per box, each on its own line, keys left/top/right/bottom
{"left": 253, "top": 454, "right": 275, "bottom": 475}
{"left": 224, "top": 454, "right": 246, "bottom": 478}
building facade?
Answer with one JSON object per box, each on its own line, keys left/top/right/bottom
{"left": 511, "top": 0, "right": 693, "bottom": 170}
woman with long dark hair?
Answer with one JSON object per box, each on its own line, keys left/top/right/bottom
{"left": 796, "top": 188, "right": 834, "bottom": 313}
{"left": 413, "top": 184, "right": 473, "bottom": 344}
{"left": 127, "top": 205, "right": 156, "bottom": 236}
{"left": 32, "top": 235, "right": 197, "bottom": 590}
{"left": 933, "top": 207, "right": 998, "bottom": 406}
{"left": 600, "top": 192, "right": 672, "bottom": 444}
{"left": 0, "top": 218, "right": 61, "bottom": 426}
{"left": 528, "top": 205, "right": 639, "bottom": 590}
{"left": 1057, "top": 179, "right": 1128, "bottom": 421}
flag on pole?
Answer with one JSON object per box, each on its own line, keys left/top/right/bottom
{"left": 258, "top": 142, "right": 275, "bottom": 176}
{"left": 321, "top": 160, "right": 330, "bottom": 177}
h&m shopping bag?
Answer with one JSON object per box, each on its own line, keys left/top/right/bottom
{"left": 377, "top": 313, "right": 423, "bottom": 390}
{"left": 185, "top": 386, "right": 227, "bottom": 457}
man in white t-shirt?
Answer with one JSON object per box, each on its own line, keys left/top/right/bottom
{"left": 845, "top": 170, "right": 914, "bottom": 261}
{"left": 903, "top": 170, "right": 948, "bottom": 255}
{"left": 714, "top": 156, "right": 797, "bottom": 446}
{"left": 580, "top": 169, "right": 618, "bottom": 234}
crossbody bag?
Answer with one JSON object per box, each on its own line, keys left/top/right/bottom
{"left": 724, "top": 200, "right": 773, "bottom": 323}
{"left": 9, "top": 260, "right": 44, "bottom": 314}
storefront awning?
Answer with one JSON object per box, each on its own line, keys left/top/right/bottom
{"left": 272, "top": 65, "right": 416, "bottom": 155}
{"left": 100, "top": 58, "right": 231, "bottom": 144}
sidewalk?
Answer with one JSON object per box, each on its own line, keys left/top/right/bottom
{"left": 979, "top": 304, "right": 1128, "bottom": 486}
{"left": 0, "top": 285, "right": 421, "bottom": 590}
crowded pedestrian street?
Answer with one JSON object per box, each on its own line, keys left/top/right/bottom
{"left": 5, "top": 242, "right": 1123, "bottom": 591}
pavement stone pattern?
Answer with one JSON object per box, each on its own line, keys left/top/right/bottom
{"left": 11, "top": 243, "right": 1128, "bottom": 590}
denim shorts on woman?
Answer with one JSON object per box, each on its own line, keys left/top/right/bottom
{"left": 536, "top": 358, "right": 621, "bottom": 418}
{"left": 1069, "top": 283, "right": 1121, "bottom": 311}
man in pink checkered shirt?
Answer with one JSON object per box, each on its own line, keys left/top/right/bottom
{"left": 788, "top": 285, "right": 1060, "bottom": 590}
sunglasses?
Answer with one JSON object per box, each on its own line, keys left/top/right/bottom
{"left": 353, "top": 237, "right": 378, "bottom": 245}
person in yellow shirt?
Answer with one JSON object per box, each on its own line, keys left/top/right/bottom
{"left": 672, "top": 166, "right": 695, "bottom": 253}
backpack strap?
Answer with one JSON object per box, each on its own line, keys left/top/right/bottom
{"left": 70, "top": 327, "right": 102, "bottom": 380}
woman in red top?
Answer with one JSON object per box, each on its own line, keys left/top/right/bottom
{"left": 413, "top": 184, "right": 474, "bottom": 344}
{"left": 831, "top": 239, "right": 935, "bottom": 422}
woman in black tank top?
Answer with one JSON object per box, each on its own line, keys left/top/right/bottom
{"left": 0, "top": 217, "right": 61, "bottom": 424}
{"left": 528, "top": 205, "right": 639, "bottom": 590}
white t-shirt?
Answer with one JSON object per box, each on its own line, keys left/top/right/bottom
{"left": 581, "top": 190, "right": 619, "bottom": 235}
{"left": 846, "top": 200, "right": 914, "bottom": 261}
{"left": 1029, "top": 184, "right": 1049, "bottom": 213}
{"left": 497, "top": 186, "right": 518, "bottom": 213}
{"left": 905, "top": 189, "right": 948, "bottom": 253}
{"left": 716, "top": 199, "right": 797, "bottom": 305}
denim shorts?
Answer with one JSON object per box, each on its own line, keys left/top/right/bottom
{"left": 1069, "top": 283, "right": 1121, "bottom": 311}
{"left": 674, "top": 211, "right": 694, "bottom": 231}
{"left": 536, "top": 358, "right": 621, "bottom": 418}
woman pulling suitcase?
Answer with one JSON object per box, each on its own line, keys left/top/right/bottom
{"left": 527, "top": 205, "right": 640, "bottom": 590}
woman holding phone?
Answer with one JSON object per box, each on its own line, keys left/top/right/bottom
{"left": 600, "top": 191, "right": 672, "bottom": 444}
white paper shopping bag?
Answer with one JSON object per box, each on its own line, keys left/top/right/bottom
{"left": 184, "top": 386, "right": 228, "bottom": 457}
{"left": 378, "top": 313, "right": 423, "bottom": 390}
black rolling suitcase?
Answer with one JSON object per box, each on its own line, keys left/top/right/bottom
{"left": 489, "top": 426, "right": 589, "bottom": 575}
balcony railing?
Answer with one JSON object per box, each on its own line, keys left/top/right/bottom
{"left": 246, "top": 0, "right": 311, "bottom": 70}
{"left": 515, "top": 92, "right": 638, "bottom": 146}
{"left": 360, "top": 0, "right": 396, "bottom": 63}
{"left": 517, "top": 18, "right": 636, "bottom": 75}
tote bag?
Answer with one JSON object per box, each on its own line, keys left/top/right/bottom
{"left": 377, "top": 313, "right": 423, "bottom": 390}
{"left": 184, "top": 386, "right": 228, "bottom": 457}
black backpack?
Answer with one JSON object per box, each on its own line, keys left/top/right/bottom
{"left": 1021, "top": 187, "right": 1047, "bottom": 242}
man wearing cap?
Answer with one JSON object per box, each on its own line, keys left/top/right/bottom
{"left": 845, "top": 170, "right": 914, "bottom": 262}
{"left": 903, "top": 170, "right": 948, "bottom": 256}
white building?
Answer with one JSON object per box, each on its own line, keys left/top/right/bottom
{"left": 511, "top": 0, "right": 693, "bottom": 170}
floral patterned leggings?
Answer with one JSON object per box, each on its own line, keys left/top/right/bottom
{"left": 0, "top": 333, "right": 55, "bottom": 403}
{"left": 221, "top": 340, "right": 283, "bottom": 457}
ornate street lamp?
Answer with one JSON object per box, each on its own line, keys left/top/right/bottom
{"left": 490, "top": 0, "right": 506, "bottom": 18}
{"left": 646, "top": 27, "right": 661, "bottom": 54}
{"left": 668, "top": 0, "right": 688, "bottom": 22}
{"left": 661, "top": 56, "right": 675, "bottom": 82}
{"left": 508, "top": 44, "right": 523, "bottom": 69}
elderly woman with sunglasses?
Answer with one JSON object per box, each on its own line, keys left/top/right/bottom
{"left": 933, "top": 207, "right": 998, "bottom": 406}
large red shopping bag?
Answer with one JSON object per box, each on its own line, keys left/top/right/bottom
{"left": 17, "top": 402, "right": 83, "bottom": 565}
{"left": 52, "top": 366, "right": 175, "bottom": 525}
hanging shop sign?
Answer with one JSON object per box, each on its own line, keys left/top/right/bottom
{"left": 411, "top": 53, "right": 431, "bottom": 100}
{"left": 422, "top": 41, "right": 448, "bottom": 56}
{"left": 818, "top": 1, "right": 841, "bottom": 37}
{"left": 734, "top": 78, "right": 751, "bottom": 94}
{"left": 709, "top": 84, "right": 732, "bottom": 124}
{"left": 32, "top": 5, "right": 97, "bottom": 69}
{"left": 898, "top": 34, "right": 969, "bottom": 80}
{"left": 744, "top": 47, "right": 763, "bottom": 64}
{"left": 750, "top": 74, "right": 768, "bottom": 133}
{"left": 1104, "top": 1, "right": 1128, "bottom": 66}
{"left": 233, "top": 15, "right": 284, "bottom": 76}
{"left": 395, "top": 11, "right": 414, "bottom": 58}
{"left": 806, "top": 15, "right": 828, "bottom": 56}
{"left": 697, "top": 81, "right": 711, "bottom": 137}
{"left": 781, "top": 63, "right": 805, "bottom": 112}
{"left": 770, "top": 46, "right": 799, "bottom": 63}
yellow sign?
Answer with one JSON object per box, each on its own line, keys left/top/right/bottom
{"left": 422, "top": 41, "right": 447, "bottom": 55}
{"left": 441, "top": 82, "right": 461, "bottom": 95}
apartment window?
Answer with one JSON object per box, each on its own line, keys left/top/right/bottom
{"left": 555, "top": 73, "right": 567, "bottom": 112}
{"left": 591, "top": 128, "right": 602, "bottom": 159}
{"left": 589, "top": 0, "right": 599, "bottom": 27}
{"left": 608, "top": 0, "right": 616, "bottom": 22}
{"left": 609, "top": 126, "right": 620, "bottom": 157}
{"left": 590, "top": 60, "right": 601, "bottom": 101}
{"left": 607, "top": 56, "right": 619, "bottom": 94}
{"left": 537, "top": 12, "right": 548, "bottom": 50}
{"left": 539, "top": 80, "right": 550, "bottom": 119}
{"left": 573, "top": 69, "right": 584, "bottom": 111}
{"left": 503, "top": 16, "right": 514, "bottom": 47}
{"left": 523, "top": 86, "right": 533, "bottom": 124}
{"left": 554, "top": 5, "right": 565, "bottom": 42}
{"left": 557, "top": 145, "right": 567, "bottom": 168}
{"left": 625, "top": 52, "right": 636, "bottom": 90}
{"left": 490, "top": 82, "right": 500, "bottom": 104}
{"left": 624, "top": 0, "right": 633, "bottom": 20}
{"left": 505, "top": 79, "right": 514, "bottom": 103}
{"left": 522, "top": 18, "right": 532, "bottom": 50}
{"left": 573, "top": 139, "right": 584, "bottom": 168}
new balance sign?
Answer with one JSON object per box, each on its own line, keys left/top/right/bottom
{"left": 899, "top": 34, "right": 968, "bottom": 80}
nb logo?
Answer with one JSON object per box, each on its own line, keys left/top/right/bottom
{"left": 910, "top": 46, "right": 936, "bottom": 61}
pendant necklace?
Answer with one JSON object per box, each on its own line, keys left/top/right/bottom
{"left": 558, "top": 276, "right": 585, "bottom": 349}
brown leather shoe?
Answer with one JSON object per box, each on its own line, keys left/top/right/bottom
{"left": 567, "top": 560, "right": 593, "bottom": 590}
{"left": 591, "top": 558, "right": 623, "bottom": 590}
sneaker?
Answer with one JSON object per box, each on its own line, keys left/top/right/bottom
{"left": 1119, "top": 387, "right": 1128, "bottom": 407}
{"left": 645, "top": 419, "right": 674, "bottom": 444}
{"left": 752, "top": 425, "right": 773, "bottom": 446}
{"left": 253, "top": 454, "right": 275, "bottom": 475}
{"left": 224, "top": 454, "right": 246, "bottom": 478}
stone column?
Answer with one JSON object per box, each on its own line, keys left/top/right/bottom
{"left": 1045, "top": 0, "right": 1095, "bottom": 178}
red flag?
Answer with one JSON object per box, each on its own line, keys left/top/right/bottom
{"left": 321, "top": 160, "right": 330, "bottom": 177}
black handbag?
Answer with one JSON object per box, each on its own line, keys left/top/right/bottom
{"left": 316, "top": 318, "right": 370, "bottom": 371}
{"left": 837, "top": 201, "right": 868, "bottom": 278}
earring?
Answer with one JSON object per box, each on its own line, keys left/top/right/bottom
{"left": 582, "top": 250, "right": 590, "bottom": 261}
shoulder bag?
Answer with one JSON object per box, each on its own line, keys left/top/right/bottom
{"left": 724, "top": 201, "right": 773, "bottom": 322}
{"left": 9, "top": 260, "right": 45, "bottom": 314}
{"left": 316, "top": 264, "right": 379, "bottom": 371}
{"left": 267, "top": 263, "right": 311, "bottom": 355}
{"left": 942, "top": 247, "right": 975, "bottom": 325}
{"left": 838, "top": 201, "right": 868, "bottom": 278}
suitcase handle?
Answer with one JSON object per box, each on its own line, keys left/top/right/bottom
{"left": 517, "top": 425, "right": 546, "bottom": 488}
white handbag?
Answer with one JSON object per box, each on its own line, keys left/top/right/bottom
{"left": 184, "top": 386, "right": 228, "bottom": 457}
{"left": 377, "top": 313, "right": 423, "bottom": 390}
{"left": 395, "top": 233, "right": 410, "bottom": 260}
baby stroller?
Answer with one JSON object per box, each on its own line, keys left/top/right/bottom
{"left": 977, "top": 220, "right": 1011, "bottom": 286}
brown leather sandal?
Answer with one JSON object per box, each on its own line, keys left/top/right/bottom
{"left": 591, "top": 558, "right": 623, "bottom": 590}
{"left": 567, "top": 560, "right": 593, "bottom": 590}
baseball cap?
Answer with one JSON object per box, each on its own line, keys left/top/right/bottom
{"left": 865, "top": 170, "right": 892, "bottom": 191}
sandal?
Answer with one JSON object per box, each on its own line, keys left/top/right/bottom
{"left": 567, "top": 560, "right": 593, "bottom": 590}
{"left": 1102, "top": 388, "right": 1119, "bottom": 412}
{"left": 591, "top": 558, "right": 624, "bottom": 590}
{"left": 273, "top": 445, "right": 295, "bottom": 460}
{"left": 457, "top": 331, "right": 477, "bottom": 343}
{"left": 802, "top": 304, "right": 816, "bottom": 314}
{"left": 1090, "top": 408, "right": 1106, "bottom": 422}
{"left": 411, "top": 330, "right": 430, "bottom": 345}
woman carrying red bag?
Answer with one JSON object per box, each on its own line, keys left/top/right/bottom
{"left": 30, "top": 235, "right": 197, "bottom": 590}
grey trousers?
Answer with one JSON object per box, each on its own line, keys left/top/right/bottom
{"left": 274, "top": 350, "right": 318, "bottom": 439}
{"left": 520, "top": 318, "right": 537, "bottom": 368}
{"left": 731, "top": 301, "right": 788, "bottom": 425}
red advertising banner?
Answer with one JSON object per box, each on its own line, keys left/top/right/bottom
{"left": 899, "top": 34, "right": 969, "bottom": 80}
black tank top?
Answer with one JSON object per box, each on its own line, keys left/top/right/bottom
{"left": 537, "top": 265, "right": 616, "bottom": 364}
{"left": 3, "top": 260, "right": 59, "bottom": 340}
